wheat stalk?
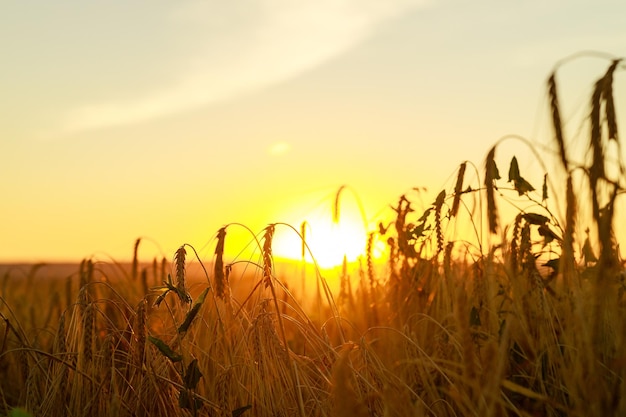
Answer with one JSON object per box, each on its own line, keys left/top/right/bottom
{"left": 333, "top": 185, "right": 346, "bottom": 223}
{"left": 55, "top": 312, "right": 66, "bottom": 356}
{"left": 366, "top": 232, "right": 376, "bottom": 289}
{"left": 140, "top": 268, "right": 149, "bottom": 297}
{"left": 510, "top": 213, "right": 522, "bottom": 274}
{"left": 134, "top": 300, "right": 147, "bottom": 366}
{"left": 519, "top": 221, "right": 532, "bottom": 273}
{"left": 214, "top": 227, "right": 227, "bottom": 299}
{"left": 262, "top": 225, "right": 275, "bottom": 288}
{"left": 82, "top": 303, "right": 94, "bottom": 366}
{"left": 300, "top": 221, "right": 307, "bottom": 260}
{"left": 561, "top": 174, "right": 577, "bottom": 287}
{"left": 434, "top": 190, "right": 445, "bottom": 254}
{"left": 590, "top": 76, "right": 605, "bottom": 196}
{"left": 152, "top": 257, "right": 158, "bottom": 287}
{"left": 78, "top": 259, "right": 94, "bottom": 304}
{"left": 603, "top": 59, "right": 621, "bottom": 142}
{"left": 484, "top": 146, "right": 499, "bottom": 234}
{"left": 451, "top": 162, "right": 467, "bottom": 217}
{"left": 454, "top": 286, "right": 477, "bottom": 385}
{"left": 216, "top": 368, "right": 232, "bottom": 415}
{"left": 548, "top": 73, "right": 568, "bottom": 171}
{"left": 132, "top": 238, "right": 141, "bottom": 281}
{"left": 174, "top": 245, "right": 190, "bottom": 304}
{"left": 330, "top": 346, "right": 368, "bottom": 417}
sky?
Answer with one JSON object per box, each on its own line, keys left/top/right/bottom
{"left": 2, "top": 0, "right": 625, "bottom": 266}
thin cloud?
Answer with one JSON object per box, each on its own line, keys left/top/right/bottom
{"left": 58, "top": 0, "right": 429, "bottom": 135}
{"left": 268, "top": 141, "right": 291, "bottom": 156}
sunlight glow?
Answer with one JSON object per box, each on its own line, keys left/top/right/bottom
{"left": 273, "top": 215, "right": 368, "bottom": 269}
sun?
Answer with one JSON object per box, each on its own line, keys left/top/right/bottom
{"left": 272, "top": 213, "right": 372, "bottom": 269}
{"left": 266, "top": 185, "right": 389, "bottom": 270}
{"left": 309, "top": 217, "right": 368, "bottom": 268}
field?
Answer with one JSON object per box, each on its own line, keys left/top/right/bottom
{"left": 1, "top": 57, "right": 625, "bottom": 417}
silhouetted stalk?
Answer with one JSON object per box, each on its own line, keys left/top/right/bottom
{"left": 451, "top": 162, "right": 467, "bottom": 218}
{"left": 484, "top": 146, "right": 499, "bottom": 234}
{"left": 548, "top": 73, "right": 568, "bottom": 171}
{"left": 214, "top": 227, "right": 226, "bottom": 299}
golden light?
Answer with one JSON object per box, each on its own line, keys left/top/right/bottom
{"left": 273, "top": 216, "right": 368, "bottom": 269}
{"left": 269, "top": 188, "right": 379, "bottom": 269}
{"left": 214, "top": 186, "right": 391, "bottom": 273}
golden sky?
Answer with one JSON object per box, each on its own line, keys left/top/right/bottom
{"left": 1, "top": 1, "right": 625, "bottom": 265}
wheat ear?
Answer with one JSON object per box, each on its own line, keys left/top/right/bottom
{"left": 82, "top": 303, "right": 94, "bottom": 366}
{"left": 603, "top": 59, "right": 621, "bottom": 142}
{"left": 262, "top": 225, "right": 275, "bottom": 288}
{"left": 434, "top": 190, "right": 445, "bottom": 254}
{"left": 451, "top": 162, "right": 467, "bottom": 217}
{"left": 548, "top": 73, "right": 568, "bottom": 170}
{"left": 132, "top": 237, "right": 140, "bottom": 281}
{"left": 134, "top": 300, "right": 147, "bottom": 365}
{"left": 214, "top": 227, "right": 227, "bottom": 299}
{"left": 174, "top": 245, "right": 190, "bottom": 304}
{"left": 484, "top": 146, "right": 500, "bottom": 234}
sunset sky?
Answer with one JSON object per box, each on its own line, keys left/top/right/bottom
{"left": 2, "top": 1, "right": 625, "bottom": 266}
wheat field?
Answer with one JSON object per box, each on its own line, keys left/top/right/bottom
{"left": 1, "top": 56, "right": 625, "bottom": 417}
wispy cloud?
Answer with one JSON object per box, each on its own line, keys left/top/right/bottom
{"left": 58, "top": 0, "right": 428, "bottom": 135}
{"left": 267, "top": 141, "right": 291, "bottom": 156}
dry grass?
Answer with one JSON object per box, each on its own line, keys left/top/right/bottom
{"left": 1, "top": 56, "right": 625, "bottom": 417}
